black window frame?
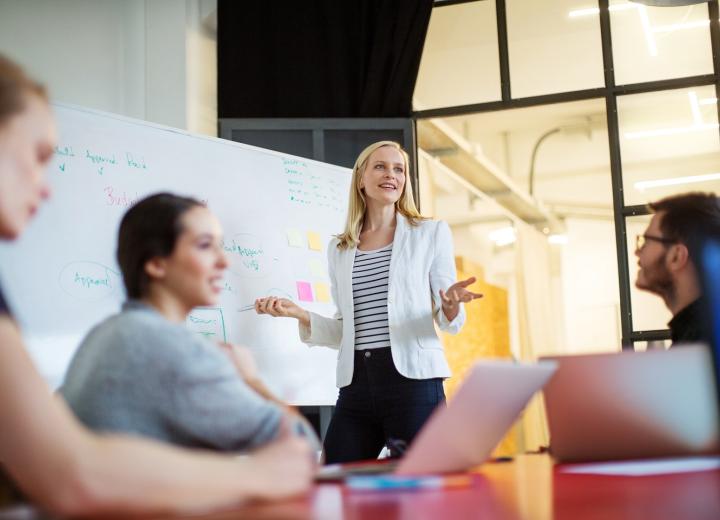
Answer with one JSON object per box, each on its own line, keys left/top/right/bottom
{"left": 417, "top": 0, "right": 720, "bottom": 349}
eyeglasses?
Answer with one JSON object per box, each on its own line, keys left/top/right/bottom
{"left": 636, "top": 234, "right": 677, "bottom": 250}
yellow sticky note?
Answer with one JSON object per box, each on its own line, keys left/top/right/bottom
{"left": 309, "top": 258, "right": 325, "bottom": 278}
{"left": 307, "top": 231, "right": 322, "bottom": 251}
{"left": 314, "top": 282, "right": 331, "bottom": 303}
{"left": 287, "top": 229, "right": 304, "bottom": 248}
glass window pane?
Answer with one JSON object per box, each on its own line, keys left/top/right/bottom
{"left": 418, "top": 98, "right": 620, "bottom": 355}
{"left": 618, "top": 86, "right": 720, "bottom": 206}
{"left": 633, "top": 339, "right": 671, "bottom": 352}
{"left": 625, "top": 214, "right": 673, "bottom": 332}
{"left": 507, "top": 0, "right": 604, "bottom": 98}
{"left": 610, "top": 0, "right": 714, "bottom": 85}
{"left": 413, "top": 1, "right": 500, "bottom": 110}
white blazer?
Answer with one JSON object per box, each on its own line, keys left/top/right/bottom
{"left": 299, "top": 214, "right": 465, "bottom": 388}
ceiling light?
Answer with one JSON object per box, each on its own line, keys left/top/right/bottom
{"left": 688, "top": 91, "right": 703, "bottom": 125}
{"left": 624, "top": 122, "right": 719, "bottom": 139}
{"left": 699, "top": 97, "right": 718, "bottom": 105}
{"left": 634, "top": 172, "right": 720, "bottom": 191}
{"left": 569, "top": 7, "right": 602, "bottom": 17}
{"left": 549, "top": 234, "right": 569, "bottom": 245}
{"left": 569, "top": 4, "right": 637, "bottom": 18}
{"left": 653, "top": 19, "right": 709, "bottom": 32}
{"left": 636, "top": 6, "right": 658, "bottom": 56}
{"left": 630, "top": 1, "right": 709, "bottom": 6}
{"left": 489, "top": 226, "right": 516, "bottom": 247}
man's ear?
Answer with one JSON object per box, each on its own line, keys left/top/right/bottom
{"left": 144, "top": 257, "right": 167, "bottom": 281}
{"left": 667, "top": 243, "right": 690, "bottom": 273}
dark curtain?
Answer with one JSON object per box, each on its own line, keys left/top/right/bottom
{"left": 217, "top": 0, "right": 433, "bottom": 118}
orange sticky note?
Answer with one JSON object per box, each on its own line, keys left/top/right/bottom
{"left": 314, "top": 282, "right": 330, "bottom": 303}
{"left": 307, "top": 231, "right": 322, "bottom": 251}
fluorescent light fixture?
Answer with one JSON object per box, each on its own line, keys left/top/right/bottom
{"left": 634, "top": 172, "right": 720, "bottom": 191}
{"left": 653, "top": 19, "right": 709, "bottom": 33}
{"left": 489, "top": 226, "right": 516, "bottom": 247}
{"left": 624, "top": 122, "right": 719, "bottom": 139}
{"left": 569, "top": 3, "right": 637, "bottom": 18}
{"left": 569, "top": 7, "right": 601, "bottom": 17}
{"left": 548, "top": 234, "right": 569, "bottom": 245}
{"left": 636, "top": 6, "right": 657, "bottom": 56}
{"left": 699, "top": 97, "right": 718, "bottom": 106}
{"left": 609, "top": 3, "right": 640, "bottom": 11}
{"left": 569, "top": 4, "right": 716, "bottom": 58}
{"left": 688, "top": 91, "right": 703, "bottom": 125}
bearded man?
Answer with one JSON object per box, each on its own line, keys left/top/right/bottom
{"left": 635, "top": 192, "right": 720, "bottom": 345}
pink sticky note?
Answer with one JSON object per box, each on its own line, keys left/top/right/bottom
{"left": 296, "top": 281, "right": 314, "bottom": 302}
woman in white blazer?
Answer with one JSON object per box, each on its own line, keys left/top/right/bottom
{"left": 256, "top": 141, "right": 481, "bottom": 463}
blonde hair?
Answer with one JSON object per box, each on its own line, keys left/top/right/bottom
{"left": 336, "top": 141, "right": 425, "bottom": 249}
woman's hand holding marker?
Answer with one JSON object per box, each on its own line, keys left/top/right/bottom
{"left": 255, "top": 296, "right": 311, "bottom": 327}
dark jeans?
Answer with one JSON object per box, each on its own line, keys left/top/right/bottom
{"left": 323, "top": 347, "right": 445, "bottom": 464}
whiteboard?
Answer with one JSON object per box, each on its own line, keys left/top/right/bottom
{"left": 0, "top": 103, "right": 351, "bottom": 405}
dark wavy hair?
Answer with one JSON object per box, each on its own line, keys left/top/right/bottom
{"left": 117, "top": 193, "right": 204, "bottom": 299}
{"left": 648, "top": 192, "right": 720, "bottom": 266}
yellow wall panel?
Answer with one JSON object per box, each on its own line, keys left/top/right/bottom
{"left": 441, "top": 256, "right": 516, "bottom": 457}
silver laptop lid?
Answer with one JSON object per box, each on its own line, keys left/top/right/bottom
{"left": 543, "top": 346, "right": 719, "bottom": 462}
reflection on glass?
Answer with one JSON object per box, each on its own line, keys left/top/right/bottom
{"left": 633, "top": 339, "right": 671, "bottom": 352}
{"left": 626, "top": 214, "right": 674, "bottom": 332}
{"left": 618, "top": 86, "right": 720, "bottom": 206}
{"left": 413, "top": 1, "right": 500, "bottom": 110}
{"left": 609, "top": 0, "right": 713, "bottom": 85}
{"left": 440, "top": 98, "right": 610, "bottom": 208}
{"left": 418, "top": 98, "right": 619, "bottom": 354}
{"left": 507, "top": 0, "right": 604, "bottom": 98}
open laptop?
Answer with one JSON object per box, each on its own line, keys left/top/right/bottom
{"left": 542, "top": 346, "right": 720, "bottom": 463}
{"left": 317, "top": 359, "right": 557, "bottom": 479}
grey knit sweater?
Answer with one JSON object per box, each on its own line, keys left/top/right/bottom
{"left": 60, "top": 300, "right": 282, "bottom": 451}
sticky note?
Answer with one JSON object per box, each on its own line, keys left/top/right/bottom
{"left": 287, "top": 229, "right": 304, "bottom": 248}
{"left": 296, "top": 281, "right": 314, "bottom": 302}
{"left": 314, "top": 282, "right": 330, "bottom": 303}
{"left": 309, "top": 258, "right": 325, "bottom": 278}
{"left": 307, "top": 231, "right": 322, "bottom": 251}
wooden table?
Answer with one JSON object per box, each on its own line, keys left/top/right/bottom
{"left": 155, "top": 455, "right": 720, "bottom": 520}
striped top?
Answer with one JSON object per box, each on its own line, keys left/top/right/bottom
{"left": 352, "top": 242, "right": 393, "bottom": 350}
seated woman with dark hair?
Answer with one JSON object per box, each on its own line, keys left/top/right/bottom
{"left": 0, "top": 53, "right": 313, "bottom": 517}
{"left": 61, "top": 193, "right": 317, "bottom": 452}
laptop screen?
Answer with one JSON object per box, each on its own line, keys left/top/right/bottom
{"left": 701, "top": 239, "right": 720, "bottom": 420}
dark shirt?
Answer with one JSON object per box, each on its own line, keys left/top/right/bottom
{"left": 668, "top": 297, "right": 708, "bottom": 346}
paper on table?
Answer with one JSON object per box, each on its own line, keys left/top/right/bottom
{"left": 561, "top": 456, "right": 720, "bottom": 476}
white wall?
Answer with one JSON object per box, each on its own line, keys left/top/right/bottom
{"left": 0, "top": 0, "right": 217, "bottom": 135}
{"left": 560, "top": 218, "right": 622, "bottom": 352}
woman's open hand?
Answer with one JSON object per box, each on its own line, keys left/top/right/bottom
{"left": 439, "top": 276, "right": 483, "bottom": 321}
